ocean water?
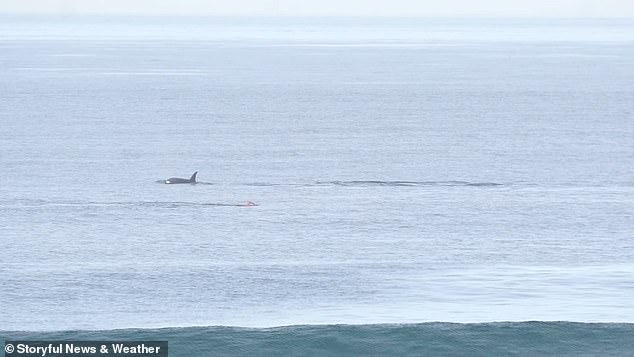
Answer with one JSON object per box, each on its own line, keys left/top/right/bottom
{"left": 1, "top": 16, "right": 634, "bottom": 355}
{"left": 4, "top": 323, "right": 634, "bottom": 356}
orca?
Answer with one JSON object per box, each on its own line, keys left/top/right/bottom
{"left": 165, "top": 171, "right": 198, "bottom": 184}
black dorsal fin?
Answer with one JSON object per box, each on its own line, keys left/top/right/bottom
{"left": 190, "top": 171, "right": 198, "bottom": 182}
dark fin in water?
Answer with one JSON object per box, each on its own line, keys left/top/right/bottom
{"left": 190, "top": 171, "right": 198, "bottom": 183}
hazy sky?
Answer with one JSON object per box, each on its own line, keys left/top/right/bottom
{"left": 1, "top": 0, "right": 634, "bottom": 17}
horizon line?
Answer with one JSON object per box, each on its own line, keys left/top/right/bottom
{"left": 1, "top": 12, "right": 634, "bottom": 19}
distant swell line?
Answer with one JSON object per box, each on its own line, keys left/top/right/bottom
{"left": 241, "top": 180, "right": 504, "bottom": 187}
{"left": 321, "top": 180, "right": 503, "bottom": 187}
{"left": 5, "top": 200, "right": 255, "bottom": 208}
{"left": 154, "top": 180, "right": 504, "bottom": 187}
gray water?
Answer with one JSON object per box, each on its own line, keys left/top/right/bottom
{"left": 1, "top": 16, "right": 633, "bottom": 331}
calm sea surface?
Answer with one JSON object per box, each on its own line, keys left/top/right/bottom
{"left": 1, "top": 16, "right": 633, "bottom": 331}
